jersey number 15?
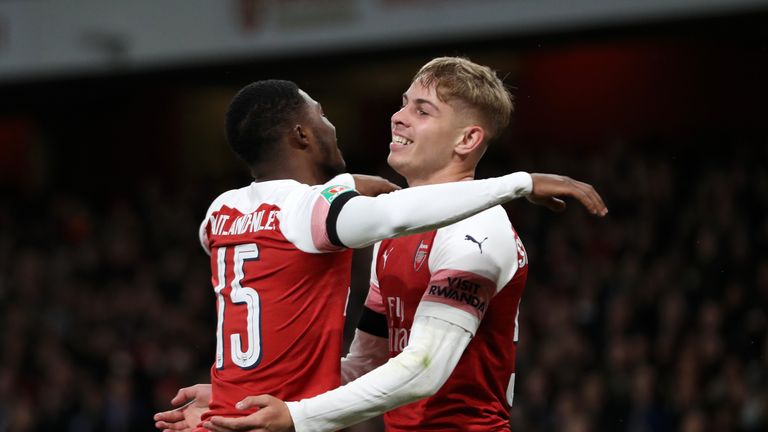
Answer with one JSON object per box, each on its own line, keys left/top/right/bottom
{"left": 214, "top": 244, "right": 262, "bottom": 370}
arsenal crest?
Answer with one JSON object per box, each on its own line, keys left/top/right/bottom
{"left": 413, "top": 240, "right": 430, "bottom": 271}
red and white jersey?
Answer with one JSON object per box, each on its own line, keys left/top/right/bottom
{"left": 365, "top": 206, "right": 528, "bottom": 431}
{"left": 197, "top": 174, "right": 357, "bottom": 426}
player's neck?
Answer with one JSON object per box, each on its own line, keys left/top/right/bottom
{"left": 252, "top": 158, "right": 330, "bottom": 185}
{"left": 406, "top": 166, "right": 476, "bottom": 187}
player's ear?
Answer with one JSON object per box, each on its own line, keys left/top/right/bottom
{"left": 290, "top": 124, "right": 311, "bottom": 150}
{"left": 455, "top": 125, "right": 484, "bottom": 156}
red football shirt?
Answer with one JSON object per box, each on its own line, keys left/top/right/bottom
{"left": 366, "top": 206, "right": 528, "bottom": 431}
{"left": 197, "top": 175, "right": 357, "bottom": 426}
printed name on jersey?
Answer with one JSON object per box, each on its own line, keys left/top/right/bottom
{"left": 413, "top": 240, "right": 430, "bottom": 271}
{"left": 320, "top": 184, "right": 353, "bottom": 204}
{"left": 426, "top": 276, "right": 487, "bottom": 313}
{"left": 210, "top": 208, "right": 278, "bottom": 236}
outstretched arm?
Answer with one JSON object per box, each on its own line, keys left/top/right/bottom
{"left": 276, "top": 172, "right": 605, "bottom": 255}
{"left": 332, "top": 172, "right": 606, "bottom": 249}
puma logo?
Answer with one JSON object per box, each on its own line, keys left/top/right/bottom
{"left": 464, "top": 235, "right": 488, "bottom": 254}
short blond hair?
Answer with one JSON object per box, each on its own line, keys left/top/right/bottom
{"left": 413, "top": 57, "right": 513, "bottom": 142}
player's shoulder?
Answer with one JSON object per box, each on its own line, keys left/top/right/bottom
{"left": 433, "top": 206, "right": 517, "bottom": 258}
{"left": 438, "top": 205, "right": 513, "bottom": 238}
{"left": 207, "top": 180, "right": 306, "bottom": 214}
{"left": 276, "top": 173, "right": 356, "bottom": 209}
{"left": 312, "top": 173, "right": 357, "bottom": 196}
{"left": 205, "top": 185, "right": 246, "bottom": 215}
{"left": 429, "top": 206, "right": 519, "bottom": 285}
{"left": 211, "top": 184, "right": 251, "bottom": 205}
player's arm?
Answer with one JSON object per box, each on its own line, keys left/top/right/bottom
{"left": 330, "top": 172, "right": 607, "bottom": 249}
{"left": 284, "top": 172, "right": 605, "bottom": 254}
{"left": 328, "top": 171, "right": 530, "bottom": 249}
{"left": 292, "top": 315, "right": 472, "bottom": 431}
{"left": 340, "top": 326, "right": 389, "bottom": 384}
{"left": 204, "top": 315, "right": 471, "bottom": 432}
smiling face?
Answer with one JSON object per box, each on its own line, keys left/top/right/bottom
{"left": 388, "top": 57, "right": 514, "bottom": 186}
{"left": 388, "top": 80, "right": 474, "bottom": 185}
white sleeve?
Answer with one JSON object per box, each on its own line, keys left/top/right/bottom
{"left": 280, "top": 173, "right": 358, "bottom": 253}
{"left": 287, "top": 316, "right": 471, "bottom": 432}
{"left": 335, "top": 171, "right": 532, "bottom": 248}
{"left": 340, "top": 330, "right": 390, "bottom": 385}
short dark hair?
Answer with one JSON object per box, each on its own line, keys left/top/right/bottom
{"left": 225, "top": 79, "right": 306, "bottom": 166}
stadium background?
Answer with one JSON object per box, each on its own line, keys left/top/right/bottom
{"left": 1, "top": 1, "right": 768, "bottom": 431}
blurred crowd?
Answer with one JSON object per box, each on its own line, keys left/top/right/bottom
{"left": 0, "top": 181, "right": 217, "bottom": 431}
{"left": 508, "top": 140, "right": 768, "bottom": 432}
{"left": 0, "top": 140, "right": 766, "bottom": 431}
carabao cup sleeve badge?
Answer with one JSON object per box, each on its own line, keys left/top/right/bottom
{"left": 320, "top": 185, "right": 352, "bottom": 203}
